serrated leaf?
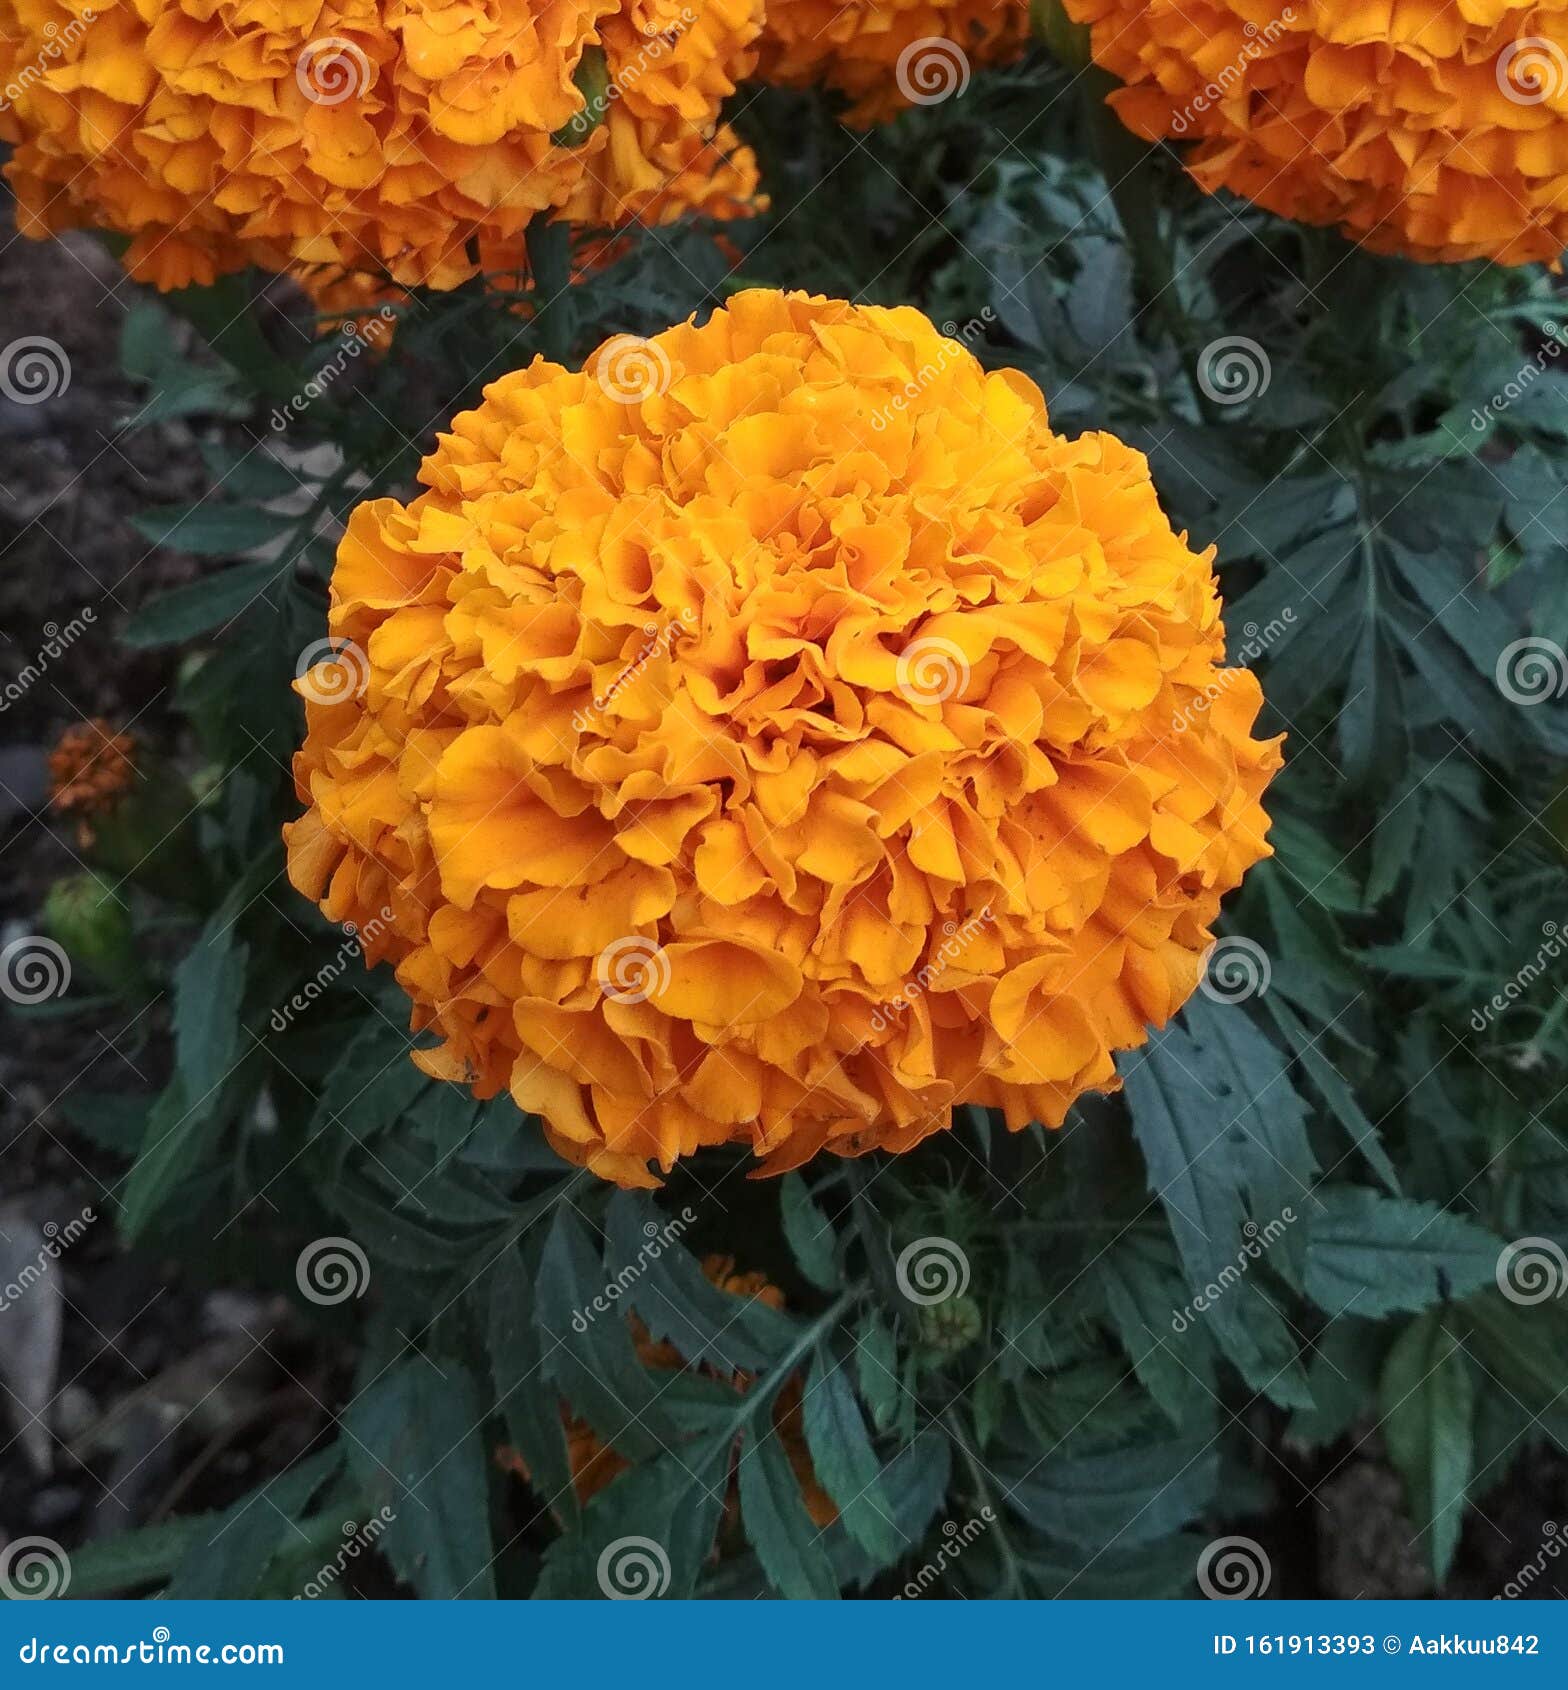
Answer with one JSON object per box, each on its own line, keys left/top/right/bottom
{"left": 999, "top": 1427, "right": 1219, "bottom": 1553}
{"left": 165, "top": 1447, "right": 339, "bottom": 1598}
{"left": 1380, "top": 1311, "right": 1474, "bottom": 1584}
{"left": 736, "top": 1427, "right": 839, "bottom": 1599}
{"left": 122, "top": 559, "right": 284, "bottom": 648}
{"left": 534, "top": 1206, "right": 673, "bottom": 1460}
{"left": 344, "top": 1358, "right": 496, "bottom": 1599}
{"left": 132, "top": 502, "right": 294, "bottom": 556}
{"left": 488, "top": 1243, "right": 578, "bottom": 1526}
{"left": 781, "top": 1174, "right": 840, "bottom": 1291}
{"left": 1305, "top": 1187, "right": 1503, "bottom": 1318}
{"left": 801, "top": 1347, "right": 896, "bottom": 1564}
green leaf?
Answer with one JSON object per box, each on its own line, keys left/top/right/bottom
{"left": 801, "top": 1346, "right": 897, "bottom": 1564}
{"left": 781, "top": 1174, "right": 840, "bottom": 1291}
{"left": 736, "top": 1427, "right": 839, "bottom": 1599}
{"left": 999, "top": 1427, "right": 1220, "bottom": 1553}
{"left": 65, "top": 1512, "right": 222, "bottom": 1596}
{"left": 853, "top": 1309, "right": 901, "bottom": 1436}
{"left": 165, "top": 1447, "right": 340, "bottom": 1598}
{"left": 1380, "top": 1311, "right": 1474, "bottom": 1584}
{"left": 344, "top": 1358, "right": 497, "bottom": 1599}
{"left": 174, "top": 923, "right": 249, "bottom": 1105}
{"left": 1304, "top": 1187, "right": 1504, "bottom": 1318}
{"left": 121, "top": 559, "right": 284, "bottom": 648}
{"left": 534, "top": 1206, "right": 674, "bottom": 1460}
{"left": 488, "top": 1242, "right": 578, "bottom": 1526}
{"left": 131, "top": 502, "right": 294, "bottom": 556}
{"left": 601, "top": 1191, "right": 796, "bottom": 1373}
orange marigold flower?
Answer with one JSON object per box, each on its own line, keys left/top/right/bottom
{"left": 49, "top": 719, "right": 138, "bottom": 824}
{"left": 1060, "top": 0, "right": 1568, "bottom": 266}
{"left": 500, "top": 1254, "right": 835, "bottom": 1525}
{"left": 283, "top": 288, "right": 1282, "bottom": 1186}
{"left": 0, "top": 0, "right": 764, "bottom": 293}
{"left": 756, "top": 0, "right": 1030, "bottom": 125}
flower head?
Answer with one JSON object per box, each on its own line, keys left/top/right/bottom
{"left": 49, "top": 718, "right": 138, "bottom": 837}
{"left": 757, "top": 0, "right": 1029, "bottom": 125}
{"left": 0, "top": 0, "right": 764, "bottom": 291}
{"left": 1061, "top": 0, "right": 1568, "bottom": 265}
{"left": 284, "top": 289, "right": 1281, "bottom": 1185}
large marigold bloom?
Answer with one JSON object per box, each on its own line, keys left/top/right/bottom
{"left": 1061, "top": 0, "right": 1568, "bottom": 265}
{"left": 0, "top": 0, "right": 763, "bottom": 291}
{"left": 756, "top": 0, "right": 1029, "bottom": 124}
{"left": 284, "top": 289, "right": 1281, "bottom": 1186}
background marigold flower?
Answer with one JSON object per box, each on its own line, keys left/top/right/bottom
{"left": 501, "top": 1254, "right": 834, "bottom": 1524}
{"left": 0, "top": 0, "right": 765, "bottom": 292}
{"left": 756, "top": 0, "right": 1029, "bottom": 125}
{"left": 1060, "top": 0, "right": 1568, "bottom": 266}
{"left": 48, "top": 718, "right": 138, "bottom": 830}
{"left": 284, "top": 288, "right": 1281, "bottom": 1186}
